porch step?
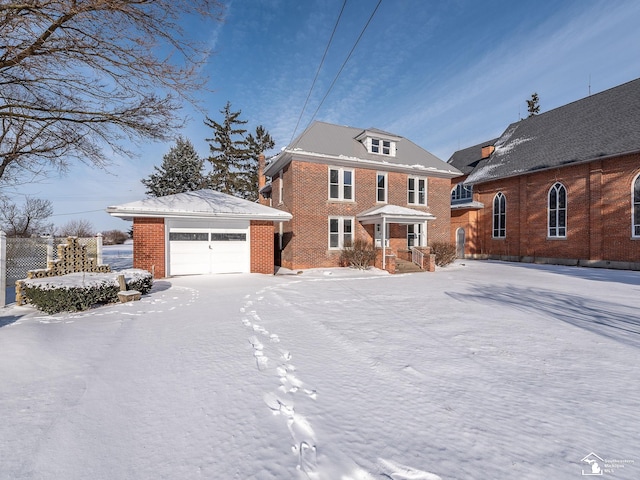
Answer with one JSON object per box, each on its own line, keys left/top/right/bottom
{"left": 395, "top": 258, "right": 423, "bottom": 273}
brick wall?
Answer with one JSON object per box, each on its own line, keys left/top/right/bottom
{"left": 274, "top": 159, "right": 454, "bottom": 270}
{"left": 459, "top": 153, "right": 640, "bottom": 265}
{"left": 133, "top": 217, "right": 165, "bottom": 278}
{"left": 250, "top": 220, "right": 275, "bottom": 274}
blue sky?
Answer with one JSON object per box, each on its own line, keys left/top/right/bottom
{"left": 14, "top": 0, "right": 640, "bottom": 232}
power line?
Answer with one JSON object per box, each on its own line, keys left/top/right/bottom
{"left": 289, "top": 0, "right": 348, "bottom": 145}
{"left": 303, "top": 0, "right": 383, "bottom": 135}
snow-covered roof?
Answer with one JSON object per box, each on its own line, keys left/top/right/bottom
{"left": 464, "top": 78, "right": 640, "bottom": 185}
{"left": 265, "top": 121, "right": 462, "bottom": 179}
{"left": 356, "top": 204, "right": 436, "bottom": 225}
{"left": 107, "top": 189, "right": 292, "bottom": 222}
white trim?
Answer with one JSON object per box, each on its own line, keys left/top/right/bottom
{"left": 547, "top": 182, "right": 567, "bottom": 238}
{"left": 492, "top": 192, "right": 506, "bottom": 238}
{"left": 328, "top": 166, "right": 354, "bottom": 202}
{"left": 376, "top": 172, "right": 388, "bottom": 203}
{"left": 264, "top": 149, "right": 461, "bottom": 179}
{"left": 328, "top": 216, "right": 354, "bottom": 250}
{"left": 407, "top": 176, "right": 427, "bottom": 206}
{"left": 278, "top": 170, "right": 284, "bottom": 205}
{"left": 633, "top": 172, "right": 640, "bottom": 238}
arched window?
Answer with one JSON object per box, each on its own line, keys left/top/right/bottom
{"left": 548, "top": 182, "right": 567, "bottom": 237}
{"left": 451, "top": 183, "right": 473, "bottom": 203}
{"left": 633, "top": 174, "right": 640, "bottom": 237}
{"left": 493, "top": 192, "right": 506, "bottom": 238}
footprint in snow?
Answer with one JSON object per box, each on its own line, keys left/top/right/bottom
{"left": 280, "top": 350, "right": 292, "bottom": 361}
{"left": 377, "top": 458, "right": 442, "bottom": 480}
{"left": 270, "top": 333, "right": 280, "bottom": 343}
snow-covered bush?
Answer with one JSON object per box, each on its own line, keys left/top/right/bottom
{"left": 430, "top": 241, "right": 457, "bottom": 267}
{"left": 22, "top": 269, "right": 153, "bottom": 314}
{"left": 340, "top": 239, "right": 377, "bottom": 269}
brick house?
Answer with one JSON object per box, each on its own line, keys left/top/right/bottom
{"left": 448, "top": 78, "right": 640, "bottom": 270}
{"left": 107, "top": 189, "right": 291, "bottom": 277}
{"left": 260, "top": 121, "right": 462, "bottom": 272}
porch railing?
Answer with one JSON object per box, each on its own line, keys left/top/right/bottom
{"left": 411, "top": 247, "right": 424, "bottom": 269}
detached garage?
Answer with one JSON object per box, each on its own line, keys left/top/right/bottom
{"left": 107, "top": 189, "right": 291, "bottom": 277}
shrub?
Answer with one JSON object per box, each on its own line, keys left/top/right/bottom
{"left": 22, "top": 269, "right": 153, "bottom": 314}
{"left": 430, "top": 241, "right": 457, "bottom": 267}
{"left": 101, "top": 229, "right": 129, "bottom": 245}
{"left": 340, "top": 239, "right": 377, "bottom": 269}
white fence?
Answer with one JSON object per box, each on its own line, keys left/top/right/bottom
{"left": 1, "top": 233, "right": 103, "bottom": 307}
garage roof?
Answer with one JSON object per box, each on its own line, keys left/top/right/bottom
{"left": 107, "top": 189, "right": 292, "bottom": 222}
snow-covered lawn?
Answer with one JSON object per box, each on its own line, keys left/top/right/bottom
{"left": 1, "top": 260, "right": 639, "bottom": 479}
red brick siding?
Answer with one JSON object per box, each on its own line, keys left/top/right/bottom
{"left": 461, "top": 153, "right": 640, "bottom": 263}
{"left": 250, "top": 220, "right": 275, "bottom": 274}
{"left": 273, "top": 159, "right": 454, "bottom": 270}
{"left": 133, "top": 217, "right": 165, "bottom": 278}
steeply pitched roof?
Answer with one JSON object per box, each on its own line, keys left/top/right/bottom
{"left": 447, "top": 139, "right": 498, "bottom": 175}
{"left": 107, "top": 189, "right": 292, "bottom": 221}
{"left": 465, "top": 78, "right": 640, "bottom": 184}
{"left": 265, "top": 121, "right": 461, "bottom": 178}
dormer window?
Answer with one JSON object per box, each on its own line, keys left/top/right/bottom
{"left": 371, "top": 138, "right": 392, "bottom": 155}
{"left": 355, "top": 129, "right": 400, "bottom": 157}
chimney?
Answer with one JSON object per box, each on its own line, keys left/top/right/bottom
{"left": 481, "top": 145, "right": 495, "bottom": 159}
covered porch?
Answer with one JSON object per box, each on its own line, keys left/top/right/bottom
{"left": 356, "top": 205, "right": 437, "bottom": 273}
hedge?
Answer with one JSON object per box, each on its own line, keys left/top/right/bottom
{"left": 22, "top": 269, "right": 153, "bottom": 314}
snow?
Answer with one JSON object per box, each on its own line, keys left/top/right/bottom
{"left": 1, "top": 259, "right": 639, "bottom": 479}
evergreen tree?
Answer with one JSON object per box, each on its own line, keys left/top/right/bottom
{"left": 527, "top": 92, "right": 540, "bottom": 117}
{"left": 204, "top": 102, "right": 251, "bottom": 197}
{"left": 141, "top": 137, "right": 206, "bottom": 197}
{"left": 245, "top": 125, "right": 276, "bottom": 201}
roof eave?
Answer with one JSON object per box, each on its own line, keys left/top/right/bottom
{"left": 466, "top": 148, "right": 640, "bottom": 185}
{"left": 266, "top": 149, "right": 462, "bottom": 178}
{"left": 106, "top": 209, "right": 292, "bottom": 222}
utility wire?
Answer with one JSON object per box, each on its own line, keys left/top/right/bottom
{"left": 303, "top": 0, "right": 383, "bottom": 135}
{"left": 289, "top": 0, "right": 348, "bottom": 145}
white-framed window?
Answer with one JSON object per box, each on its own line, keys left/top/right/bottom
{"left": 328, "top": 217, "right": 354, "bottom": 249}
{"left": 278, "top": 170, "right": 284, "bottom": 204}
{"left": 451, "top": 183, "right": 473, "bottom": 203}
{"left": 369, "top": 138, "right": 395, "bottom": 156}
{"left": 548, "top": 182, "right": 567, "bottom": 238}
{"left": 329, "top": 167, "right": 354, "bottom": 201}
{"left": 377, "top": 172, "right": 387, "bottom": 203}
{"left": 408, "top": 177, "right": 426, "bottom": 205}
{"left": 633, "top": 173, "right": 640, "bottom": 237}
{"left": 493, "top": 192, "right": 506, "bottom": 238}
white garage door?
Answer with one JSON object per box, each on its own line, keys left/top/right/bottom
{"left": 168, "top": 221, "right": 250, "bottom": 275}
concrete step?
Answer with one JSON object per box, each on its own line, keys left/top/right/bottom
{"left": 395, "top": 258, "right": 423, "bottom": 273}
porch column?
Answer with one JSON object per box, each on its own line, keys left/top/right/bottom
{"left": 382, "top": 217, "right": 387, "bottom": 270}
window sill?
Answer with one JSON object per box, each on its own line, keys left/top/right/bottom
{"left": 546, "top": 236, "right": 567, "bottom": 240}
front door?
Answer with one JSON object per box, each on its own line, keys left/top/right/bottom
{"left": 375, "top": 223, "right": 390, "bottom": 247}
{"left": 456, "top": 227, "right": 465, "bottom": 258}
{"left": 407, "top": 224, "right": 423, "bottom": 248}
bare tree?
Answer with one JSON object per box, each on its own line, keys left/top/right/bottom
{"left": 0, "top": 196, "right": 54, "bottom": 237}
{"left": 0, "top": 0, "right": 225, "bottom": 187}
{"left": 58, "top": 219, "right": 95, "bottom": 237}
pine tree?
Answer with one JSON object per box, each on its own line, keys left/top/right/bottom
{"left": 204, "top": 102, "right": 251, "bottom": 197}
{"left": 245, "top": 125, "right": 275, "bottom": 201}
{"left": 141, "top": 137, "right": 206, "bottom": 197}
{"left": 527, "top": 92, "right": 540, "bottom": 117}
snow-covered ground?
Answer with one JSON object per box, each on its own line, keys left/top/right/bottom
{"left": 1, "top": 259, "right": 639, "bottom": 479}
